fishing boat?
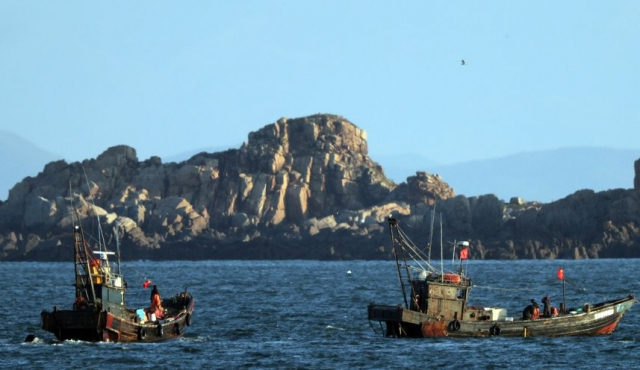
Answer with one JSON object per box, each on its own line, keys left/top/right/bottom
{"left": 367, "top": 217, "right": 635, "bottom": 338}
{"left": 40, "top": 224, "right": 195, "bottom": 342}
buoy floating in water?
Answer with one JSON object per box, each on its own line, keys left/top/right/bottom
{"left": 347, "top": 270, "right": 352, "bottom": 275}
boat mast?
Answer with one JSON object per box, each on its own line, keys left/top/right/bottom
{"left": 451, "top": 240, "right": 456, "bottom": 269}
{"left": 69, "top": 182, "right": 98, "bottom": 304}
{"left": 74, "top": 226, "right": 98, "bottom": 305}
{"left": 388, "top": 218, "right": 409, "bottom": 308}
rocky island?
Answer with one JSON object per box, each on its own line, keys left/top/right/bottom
{"left": 0, "top": 114, "right": 639, "bottom": 260}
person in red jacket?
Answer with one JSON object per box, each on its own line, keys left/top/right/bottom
{"left": 150, "top": 285, "right": 164, "bottom": 319}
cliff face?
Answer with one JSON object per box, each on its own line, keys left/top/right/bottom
{"left": 0, "top": 114, "right": 639, "bottom": 261}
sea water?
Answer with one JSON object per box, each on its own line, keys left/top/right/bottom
{"left": 1, "top": 259, "right": 639, "bottom": 369}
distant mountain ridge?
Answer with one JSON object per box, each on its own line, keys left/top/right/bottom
{"left": 378, "top": 147, "right": 639, "bottom": 202}
{"left": 0, "top": 130, "right": 62, "bottom": 200}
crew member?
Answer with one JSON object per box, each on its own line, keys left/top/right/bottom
{"left": 542, "top": 296, "right": 552, "bottom": 318}
{"left": 522, "top": 299, "right": 540, "bottom": 320}
{"left": 150, "top": 285, "right": 164, "bottom": 319}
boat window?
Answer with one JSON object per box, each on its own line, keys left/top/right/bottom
{"left": 456, "top": 288, "right": 466, "bottom": 300}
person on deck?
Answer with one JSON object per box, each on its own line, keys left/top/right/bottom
{"left": 150, "top": 285, "right": 164, "bottom": 319}
{"left": 542, "top": 296, "right": 552, "bottom": 318}
{"left": 522, "top": 299, "right": 540, "bottom": 320}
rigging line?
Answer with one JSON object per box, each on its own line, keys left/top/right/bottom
{"left": 394, "top": 229, "right": 426, "bottom": 267}
{"left": 397, "top": 236, "right": 427, "bottom": 267}
{"left": 399, "top": 238, "right": 426, "bottom": 264}
{"left": 391, "top": 236, "right": 424, "bottom": 271}
{"left": 122, "top": 265, "right": 151, "bottom": 281}
{"left": 472, "top": 285, "right": 535, "bottom": 292}
{"left": 396, "top": 226, "right": 436, "bottom": 271}
{"left": 404, "top": 245, "right": 437, "bottom": 273}
{"left": 398, "top": 238, "right": 432, "bottom": 273}
{"left": 397, "top": 222, "right": 445, "bottom": 274}
{"left": 395, "top": 222, "right": 453, "bottom": 275}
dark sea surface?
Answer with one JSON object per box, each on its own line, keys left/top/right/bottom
{"left": 1, "top": 259, "right": 639, "bottom": 369}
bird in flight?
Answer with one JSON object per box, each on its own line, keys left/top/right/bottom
{"left": 461, "top": 59, "right": 466, "bottom": 66}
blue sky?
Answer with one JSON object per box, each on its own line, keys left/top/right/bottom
{"left": 1, "top": 1, "right": 639, "bottom": 165}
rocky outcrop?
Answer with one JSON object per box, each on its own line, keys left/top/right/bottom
{"left": 0, "top": 113, "right": 639, "bottom": 261}
{"left": 0, "top": 115, "right": 396, "bottom": 260}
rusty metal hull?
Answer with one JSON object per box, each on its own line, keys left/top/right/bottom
{"left": 368, "top": 296, "right": 634, "bottom": 338}
{"left": 41, "top": 293, "right": 195, "bottom": 343}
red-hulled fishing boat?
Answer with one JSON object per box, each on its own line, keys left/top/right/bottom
{"left": 40, "top": 225, "right": 194, "bottom": 342}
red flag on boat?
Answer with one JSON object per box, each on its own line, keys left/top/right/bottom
{"left": 557, "top": 268, "right": 564, "bottom": 280}
{"left": 460, "top": 248, "right": 469, "bottom": 260}
{"left": 143, "top": 280, "right": 152, "bottom": 288}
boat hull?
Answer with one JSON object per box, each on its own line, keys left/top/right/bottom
{"left": 42, "top": 293, "right": 195, "bottom": 343}
{"left": 368, "top": 296, "right": 635, "bottom": 338}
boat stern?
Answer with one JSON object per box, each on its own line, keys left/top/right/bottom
{"left": 41, "top": 307, "right": 102, "bottom": 341}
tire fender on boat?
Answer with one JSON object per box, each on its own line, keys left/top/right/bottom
{"left": 157, "top": 322, "right": 163, "bottom": 337}
{"left": 449, "top": 320, "right": 461, "bottom": 332}
{"left": 490, "top": 324, "right": 501, "bottom": 336}
{"left": 186, "top": 313, "right": 192, "bottom": 326}
{"left": 174, "top": 323, "right": 181, "bottom": 336}
{"left": 138, "top": 327, "right": 146, "bottom": 341}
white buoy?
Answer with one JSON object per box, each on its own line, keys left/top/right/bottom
{"left": 347, "top": 270, "right": 352, "bottom": 275}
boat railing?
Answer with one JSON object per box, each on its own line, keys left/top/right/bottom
{"left": 425, "top": 273, "right": 470, "bottom": 286}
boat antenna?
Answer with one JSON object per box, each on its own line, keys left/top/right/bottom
{"left": 113, "top": 225, "right": 122, "bottom": 275}
{"left": 439, "top": 213, "right": 444, "bottom": 281}
{"left": 451, "top": 240, "right": 456, "bottom": 269}
{"left": 427, "top": 202, "right": 436, "bottom": 263}
{"left": 69, "top": 181, "right": 77, "bottom": 226}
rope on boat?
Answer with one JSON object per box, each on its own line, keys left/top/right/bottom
{"left": 396, "top": 232, "right": 429, "bottom": 271}
{"left": 368, "top": 318, "right": 387, "bottom": 337}
{"left": 472, "top": 285, "right": 535, "bottom": 293}
{"left": 122, "top": 265, "right": 153, "bottom": 287}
